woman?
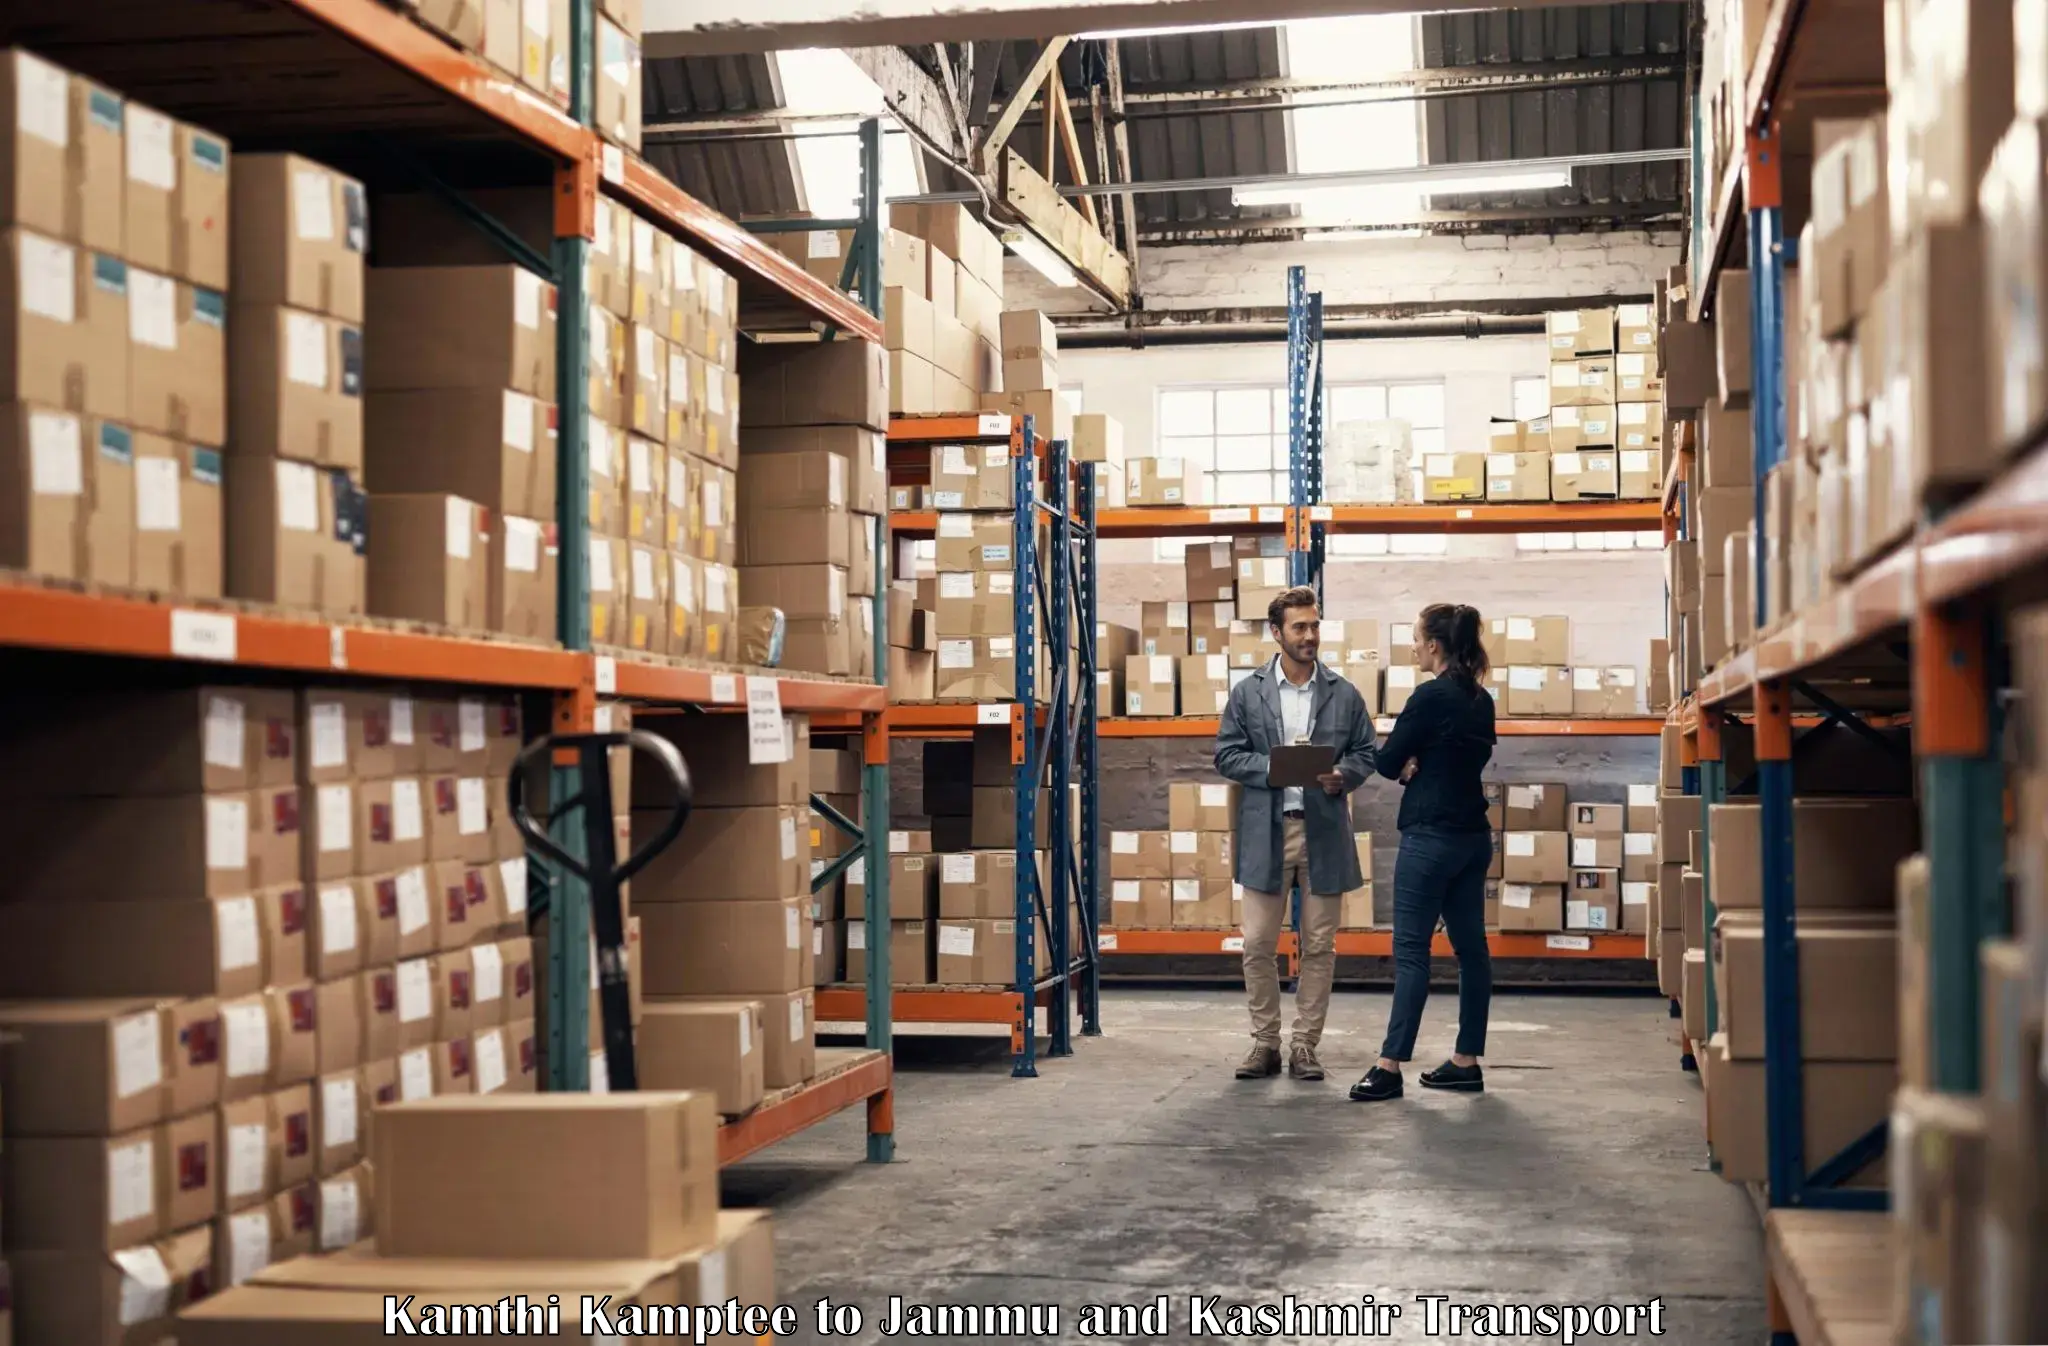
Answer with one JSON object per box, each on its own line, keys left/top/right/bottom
{"left": 1349, "top": 602, "right": 1498, "bottom": 1103}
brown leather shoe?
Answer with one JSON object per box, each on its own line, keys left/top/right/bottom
{"left": 1289, "top": 1044, "right": 1326, "bottom": 1081}
{"left": 1235, "top": 1044, "right": 1281, "bottom": 1079}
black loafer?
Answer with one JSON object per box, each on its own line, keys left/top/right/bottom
{"left": 1348, "top": 1066, "right": 1403, "bottom": 1102}
{"left": 1420, "top": 1059, "right": 1484, "bottom": 1092}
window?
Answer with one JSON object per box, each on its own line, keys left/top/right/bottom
{"left": 1153, "top": 385, "right": 1291, "bottom": 558}
{"left": 1515, "top": 530, "right": 1667, "bottom": 552}
{"left": 1512, "top": 375, "right": 1550, "bottom": 422}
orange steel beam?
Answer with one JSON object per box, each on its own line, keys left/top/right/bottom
{"left": 1100, "top": 929, "right": 1645, "bottom": 959}
{"left": 716, "top": 1052, "right": 891, "bottom": 1166}
{"left": 1914, "top": 599, "right": 1991, "bottom": 758}
{"left": 1097, "top": 716, "right": 1663, "bottom": 739}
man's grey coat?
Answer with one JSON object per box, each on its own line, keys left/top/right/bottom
{"left": 1213, "top": 658, "right": 1379, "bottom": 896}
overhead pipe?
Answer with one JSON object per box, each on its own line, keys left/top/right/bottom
{"left": 1055, "top": 313, "right": 1545, "bottom": 348}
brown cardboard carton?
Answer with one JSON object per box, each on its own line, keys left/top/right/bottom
{"left": 264, "top": 1082, "right": 315, "bottom": 1191}
{"left": 1502, "top": 782, "right": 1568, "bottom": 831}
{"left": 1109, "top": 831, "right": 1172, "bottom": 881}
{"left": 354, "top": 778, "right": 427, "bottom": 877}
{"left": 936, "top": 917, "right": 1049, "bottom": 983}
{"left": 1565, "top": 870, "right": 1622, "bottom": 932}
{"left": 226, "top": 304, "right": 364, "bottom": 469}
{"left": 1504, "top": 665, "right": 1572, "bottom": 717}
{"left": 1891, "top": 1086, "right": 1988, "bottom": 1344}
{"left": 633, "top": 713, "right": 809, "bottom": 809}
{"left": 638, "top": 1000, "right": 765, "bottom": 1116}
{"left": 1569, "top": 802, "right": 1623, "bottom": 838}
{"left": 1169, "top": 878, "right": 1234, "bottom": 930}
{"left": 1, "top": 787, "right": 273, "bottom": 901}
{"left": 0, "top": 231, "right": 130, "bottom": 420}
{"left": 1168, "top": 781, "right": 1241, "bottom": 832}
{"left": 1569, "top": 834, "right": 1622, "bottom": 869}
{"left": 365, "top": 265, "right": 555, "bottom": 401}
{"left": 256, "top": 882, "right": 311, "bottom": 983}
{"left": 1497, "top": 882, "right": 1565, "bottom": 931}
{"left": 0, "top": 1000, "right": 171, "bottom": 1136}
{"left": 231, "top": 155, "right": 366, "bottom": 321}
{"left": 1715, "top": 910, "right": 1897, "bottom": 1059}
{"left": 594, "top": 16, "right": 643, "bottom": 149}
{"left": 1485, "top": 450, "right": 1550, "bottom": 501}
{"left": 424, "top": 773, "right": 493, "bottom": 866}
{"left": 631, "top": 803, "right": 807, "bottom": 903}
{"left": 365, "top": 493, "right": 490, "bottom": 630}
{"left": 1126, "top": 454, "right": 1200, "bottom": 506}
{"left": 1546, "top": 307, "right": 1615, "bottom": 357}
{"left": 1501, "top": 831, "right": 1569, "bottom": 884}
{"left": 639, "top": 896, "right": 809, "bottom": 996}
{"left": 1421, "top": 451, "right": 1485, "bottom": 502}
{"left": 1501, "top": 615, "right": 1569, "bottom": 664}
{"left": 1708, "top": 797, "right": 1918, "bottom": 911}
{"left": 4, "top": 1128, "right": 161, "bottom": 1251}
{"left": 1168, "top": 830, "right": 1233, "bottom": 882}
{"left": 1124, "top": 653, "right": 1178, "bottom": 716}
{"left": 131, "top": 435, "right": 224, "bottom": 597}
{"left": 372, "top": 1092, "right": 718, "bottom": 1259}
{"left": 1, "top": 684, "right": 298, "bottom": 794}
{"left": 0, "top": 54, "right": 121, "bottom": 250}
{"left": 1708, "top": 1037, "right": 1895, "bottom": 1186}
{"left": 741, "top": 338, "right": 886, "bottom": 431}
{"left": 364, "top": 387, "right": 557, "bottom": 520}
{"left": 1548, "top": 403, "right": 1617, "bottom": 451}
{"left": 162, "top": 997, "right": 224, "bottom": 1118}
{"left": 929, "top": 442, "right": 1015, "bottom": 512}
{"left": 1549, "top": 448, "right": 1619, "bottom": 500}
{"left": 1108, "top": 878, "right": 1172, "bottom": 928}
{"left": 127, "top": 269, "right": 227, "bottom": 446}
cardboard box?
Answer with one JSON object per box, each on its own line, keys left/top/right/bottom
{"left": 1708, "top": 798, "right": 1918, "bottom": 912}
{"left": 1569, "top": 802, "right": 1623, "bottom": 838}
{"left": 364, "top": 265, "right": 555, "bottom": 402}
{"left": 1124, "top": 653, "right": 1177, "bottom": 716}
{"left": 0, "top": 1001, "right": 172, "bottom": 1137}
{"left": 936, "top": 917, "right": 1049, "bottom": 984}
{"left": 1499, "top": 615, "right": 1568, "bottom": 665}
{"left": 1485, "top": 450, "right": 1550, "bottom": 502}
{"left": 637, "top": 1001, "right": 765, "bottom": 1116}
{"left": 1125, "top": 455, "right": 1200, "bottom": 506}
{"left": 1548, "top": 403, "right": 1617, "bottom": 451}
{"left": 1504, "top": 665, "right": 1572, "bottom": 717}
{"left": 231, "top": 155, "right": 366, "bottom": 322}
{"left": 934, "top": 634, "right": 1019, "bottom": 700}
{"left": 998, "top": 309, "right": 1057, "bottom": 361}
{"left": 373, "top": 1092, "right": 718, "bottom": 1259}
{"left": 0, "top": 230, "right": 130, "bottom": 421}
{"left": 1565, "top": 869, "right": 1622, "bottom": 932}
{"left": 742, "top": 338, "right": 886, "bottom": 432}
{"left": 226, "top": 304, "right": 364, "bottom": 470}
{"left": 1109, "top": 877, "right": 1173, "bottom": 929}
{"left": 1188, "top": 601, "right": 1232, "bottom": 655}
{"left": 126, "top": 269, "right": 227, "bottom": 446}
{"left": 1547, "top": 307, "right": 1615, "bottom": 356}
{"left": 1420, "top": 451, "right": 1485, "bottom": 502}
{"left": 1497, "top": 882, "right": 1564, "bottom": 931}
{"left": 130, "top": 435, "right": 224, "bottom": 598}
{"left": 0, "top": 53, "right": 123, "bottom": 252}
{"left": 1168, "top": 781, "right": 1240, "bottom": 832}
{"left": 1073, "top": 412, "right": 1123, "bottom": 464}
{"left": 638, "top": 896, "right": 809, "bottom": 996}
{"left": 1501, "top": 831, "right": 1569, "bottom": 884}
{"left": 1716, "top": 909, "right": 1896, "bottom": 1060}
{"left": 1169, "top": 878, "right": 1234, "bottom": 930}
{"left": 1109, "top": 830, "right": 1172, "bottom": 881}
{"left": 4, "top": 1127, "right": 162, "bottom": 1251}
{"left": 1550, "top": 448, "right": 1619, "bottom": 500}
{"left": 364, "top": 494, "right": 489, "bottom": 630}
{"left": 1235, "top": 555, "right": 1288, "bottom": 617}
{"left": 842, "top": 917, "right": 934, "bottom": 985}
{"left": 1707, "top": 1037, "right": 1895, "bottom": 1186}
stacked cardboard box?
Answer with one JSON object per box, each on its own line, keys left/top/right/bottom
{"left": 630, "top": 712, "right": 819, "bottom": 1097}
{"left": 921, "top": 433, "right": 1058, "bottom": 699}
{"left": 401, "top": 0, "right": 600, "bottom": 124}
{"left": 1537, "top": 306, "right": 1655, "bottom": 503}
{"left": 738, "top": 339, "right": 885, "bottom": 677}
{"left": 1498, "top": 781, "right": 1569, "bottom": 933}
{"left": 176, "top": 1092, "right": 773, "bottom": 1339}
{"left": 1125, "top": 453, "right": 1206, "bottom": 508}
{"left": 873, "top": 205, "right": 1008, "bottom": 418}
{"left": 0, "top": 683, "right": 542, "bottom": 1328}
{"left": 1073, "top": 411, "right": 1127, "bottom": 506}
{"left": 0, "top": 52, "right": 234, "bottom": 599}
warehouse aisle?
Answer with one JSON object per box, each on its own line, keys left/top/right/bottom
{"left": 729, "top": 991, "right": 1764, "bottom": 1343}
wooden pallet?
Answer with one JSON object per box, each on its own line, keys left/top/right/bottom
{"left": 1765, "top": 1208, "right": 1893, "bottom": 1346}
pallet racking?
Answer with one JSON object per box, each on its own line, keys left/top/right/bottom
{"left": 825, "top": 412, "right": 1102, "bottom": 1078}
{"left": 1672, "top": 0, "right": 2040, "bottom": 1331}
{"left": 0, "top": 0, "right": 896, "bottom": 1165}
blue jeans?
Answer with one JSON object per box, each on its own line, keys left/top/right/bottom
{"left": 1378, "top": 826, "right": 1493, "bottom": 1062}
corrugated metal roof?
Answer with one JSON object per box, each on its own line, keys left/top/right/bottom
{"left": 1419, "top": 3, "right": 1686, "bottom": 215}
{"left": 642, "top": 54, "right": 803, "bottom": 217}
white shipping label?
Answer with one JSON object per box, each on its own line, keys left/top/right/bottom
{"left": 1566, "top": 899, "right": 1590, "bottom": 928}
{"left": 1506, "top": 785, "right": 1535, "bottom": 809}
{"left": 1425, "top": 454, "right": 1455, "bottom": 477}
{"left": 309, "top": 701, "right": 347, "bottom": 767}
{"left": 472, "top": 943, "right": 504, "bottom": 1005}
{"left": 391, "top": 697, "right": 415, "bottom": 745}
{"left": 808, "top": 229, "right": 841, "bottom": 259}
{"left": 702, "top": 477, "right": 725, "bottom": 527}
{"left": 1508, "top": 667, "right": 1545, "bottom": 691}
{"left": 206, "top": 796, "right": 249, "bottom": 871}
{"left": 20, "top": 233, "right": 76, "bottom": 323}
{"left": 225, "top": 1123, "right": 266, "bottom": 1198}
{"left": 1627, "top": 783, "right": 1657, "bottom": 805}
{"left": 277, "top": 459, "right": 324, "bottom": 538}
{"left": 136, "top": 454, "right": 182, "bottom": 531}
{"left": 457, "top": 778, "right": 487, "bottom": 835}
{"left": 1622, "top": 834, "right": 1656, "bottom": 859}
{"left": 293, "top": 168, "right": 335, "bottom": 240}
{"left": 780, "top": 815, "right": 797, "bottom": 860}
{"left": 475, "top": 1029, "right": 507, "bottom": 1095}
{"left": 223, "top": 1000, "right": 270, "bottom": 1079}
{"left": 396, "top": 959, "right": 431, "bottom": 1023}
{"left": 1623, "top": 882, "right": 1653, "bottom": 906}
{"left": 16, "top": 52, "right": 67, "bottom": 146}
{"left": 1613, "top": 667, "right": 1638, "bottom": 687}
{"left": 1150, "top": 656, "right": 1172, "bottom": 683}
{"left": 786, "top": 907, "right": 800, "bottom": 949}
{"left": 588, "top": 536, "right": 613, "bottom": 593}
{"left": 319, "top": 883, "right": 358, "bottom": 955}
{"left": 107, "top": 1140, "right": 155, "bottom": 1227}
{"left": 203, "top": 694, "right": 246, "bottom": 769}
{"left": 1172, "top": 879, "right": 1199, "bottom": 903}
{"left": 500, "top": 858, "right": 527, "bottom": 917}
{"left": 1554, "top": 451, "right": 1583, "bottom": 474}
{"left": 744, "top": 678, "right": 787, "bottom": 765}
{"left": 513, "top": 269, "right": 543, "bottom": 329}
{"left": 398, "top": 1048, "right": 432, "bottom": 1102}
{"left": 631, "top": 546, "right": 655, "bottom": 600}
{"left": 940, "top": 445, "right": 971, "bottom": 476}
{"left": 847, "top": 923, "right": 866, "bottom": 951}
{"left": 227, "top": 1210, "right": 271, "bottom": 1286}
{"left": 1506, "top": 617, "right": 1536, "bottom": 640}
{"left": 587, "top": 416, "right": 612, "bottom": 475}
{"left": 505, "top": 516, "right": 541, "bottom": 573}
{"left": 114, "top": 1247, "right": 172, "bottom": 1326}
{"left": 628, "top": 438, "right": 651, "bottom": 492}
{"left": 217, "top": 896, "right": 259, "bottom": 973}
{"left": 113, "top": 1012, "right": 164, "bottom": 1099}
{"left": 396, "top": 866, "right": 430, "bottom": 934}
{"left": 1113, "top": 880, "right": 1140, "bottom": 903}
{"left": 458, "top": 698, "right": 486, "bottom": 753}
{"left": 705, "top": 566, "right": 729, "bottom": 613}
{"left": 1167, "top": 602, "right": 1189, "bottom": 628}
{"left": 983, "top": 444, "right": 1007, "bottom": 467}
{"left": 937, "top": 511, "right": 973, "bottom": 537}
{"left": 1504, "top": 833, "right": 1536, "bottom": 858}
{"left": 1111, "top": 832, "right": 1139, "bottom": 854}
{"left": 988, "top": 572, "right": 1014, "bottom": 596}
{"left": 319, "top": 1177, "right": 361, "bottom": 1250}
{"left": 28, "top": 410, "right": 82, "bottom": 495}
{"left": 943, "top": 854, "right": 978, "bottom": 884}
{"left": 392, "top": 778, "right": 424, "bottom": 842}
{"left": 286, "top": 310, "right": 329, "bottom": 387}
{"left": 939, "top": 572, "right": 975, "bottom": 599}
{"left": 939, "top": 639, "right": 974, "bottom": 669}
{"left": 128, "top": 268, "right": 177, "bottom": 349}
{"left": 1169, "top": 831, "right": 1198, "bottom": 854}
{"left": 1572, "top": 838, "right": 1597, "bottom": 867}
{"left": 1487, "top": 453, "right": 1517, "bottom": 473}
{"left": 322, "top": 1075, "right": 359, "bottom": 1149}
{"left": 789, "top": 999, "right": 805, "bottom": 1042}
{"left": 445, "top": 497, "right": 473, "bottom": 559}
{"left": 317, "top": 784, "right": 352, "bottom": 852}
{"left": 1574, "top": 667, "right": 1603, "bottom": 690}
{"left": 938, "top": 924, "right": 976, "bottom": 957}
{"left": 1503, "top": 884, "right": 1534, "bottom": 909}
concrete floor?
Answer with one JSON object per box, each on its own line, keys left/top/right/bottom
{"left": 726, "top": 989, "right": 1766, "bottom": 1344}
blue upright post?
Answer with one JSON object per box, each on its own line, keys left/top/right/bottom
{"left": 1046, "top": 434, "right": 1073, "bottom": 1059}
{"left": 1754, "top": 682, "right": 1803, "bottom": 1206}
{"left": 1306, "top": 290, "right": 1327, "bottom": 610}
{"left": 1748, "top": 199, "right": 1785, "bottom": 630}
{"left": 1077, "top": 465, "right": 1103, "bottom": 1037}
{"left": 1012, "top": 418, "right": 1040, "bottom": 1079}
{"left": 1285, "top": 266, "right": 1310, "bottom": 588}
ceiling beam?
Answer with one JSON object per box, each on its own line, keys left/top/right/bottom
{"left": 978, "top": 36, "right": 1070, "bottom": 170}
{"left": 966, "top": 42, "right": 1003, "bottom": 130}
{"left": 1103, "top": 39, "right": 1142, "bottom": 299}
{"left": 1135, "top": 206, "right": 1685, "bottom": 244}
{"left": 843, "top": 46, "right": 968, "bottom": 160}
{"left": 641, "top": 0, "right": 1620, "bottom": 58}
{"left": 1112, "top": 56, "right": 1683, "bottom": 102}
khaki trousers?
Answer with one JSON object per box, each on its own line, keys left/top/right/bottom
{"left": 1241, "top": 815, "right": 1343, "bottom": 1049}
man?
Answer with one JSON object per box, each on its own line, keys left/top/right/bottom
{"left": 1214, "top": 585, "right": 1377, "bottom": 1081}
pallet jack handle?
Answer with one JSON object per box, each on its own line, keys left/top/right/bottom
{"left": 507, "top": 730, "right": 691, "bottom": 1091}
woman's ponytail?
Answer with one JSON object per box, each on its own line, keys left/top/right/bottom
{"left": 1419, "top": 601, "right": 1491, "bottom": 687}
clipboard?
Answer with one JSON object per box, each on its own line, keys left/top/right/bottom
{"left": 1268, "top": 743, "right": 1336, "bottom": 789}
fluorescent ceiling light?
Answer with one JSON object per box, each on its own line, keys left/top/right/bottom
{"left": 1234, "top": 166, "right": 1571, "bottom": 207}
{"left": 1003, "top": 231, "right": 1078, "bottom": 288}
{"left": 1075, "top": 19, "right": 1273, "bottom": 39}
